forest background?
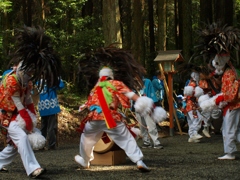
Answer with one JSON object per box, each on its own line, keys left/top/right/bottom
{"left": 0, "top": 0, "right": 240, "bottom": 98}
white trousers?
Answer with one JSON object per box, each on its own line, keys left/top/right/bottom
{"left": 135, "top": 113, "right": 160, "bottom": 146}
{"left": 187, "top": 110, "right": 202, "bottom": 138}
{"left": 0, "top": 121, "right": 40, "bottom": 175}
{"left": 222, "top": 108, "right": 240, "bottom": 154}
{"left": 79, "top": 121, "right": 143, "bottom": 163}
{"left": 200, "top": 111, "right": 211, "bottom": 127}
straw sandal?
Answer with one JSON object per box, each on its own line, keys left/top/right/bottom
{"left": 30, "top": 168, "right": 46, "bottom": 179}
{"left": 0, "top": 167, "right": 8, "bottom": 173}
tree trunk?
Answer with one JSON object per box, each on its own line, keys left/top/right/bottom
{"left": 224, "top": 0, "right": 234, "bottom": 25}
{"left": 21, "top": 0, "right": 33, "bottom": 26}
{"left": 200, "top": 0, "right": 213, "bottom": 24}
{"left": 82, "top": 0, "right": 93, "bottom": 17}
{"left": 178, "top": 0, "right": 183, "bottom": 50}
{"left": 1, "top": 11, "right": 9, "bottom": 69}
{"left": 214, "top": 0, "right": 225, "bottom": 23}
{"left": 119, "top": 0, "right": 132, "bottom": 49}
{"left": 212, "top": 0, "right": 233, "bottom": 25}
{"left": 180, "top": 0, "right": 192, "bottom": 62}
{"left": 148, "top": 0, "right": 155, "bottom": 53}
{"left": 92, "top": 0, "right": 102, "bottom": 27}
{"left": 102, "top": 0, "right": 122, "bottom": 47}
{"left": 131, "top": 0, "right": 145, "bottom": 65}
{"left": 22, "top": 0, "right": 28, "bottom": 25}
{"left": 157, "top": 0, "right": 166, "bottom": 51}
{"left": 27, "top": 0, "right": 33, "bottom": 26}
{"left": 41, "top": 0, "right": 46, "bottom": 27}
{"left": 233, "top": 0, "right": 237, "bottom": 25}
{"left": 174, "top": 0, "right": 179, "bottom": 49}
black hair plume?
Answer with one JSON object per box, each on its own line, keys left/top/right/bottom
{"left": 79, "top": 46, "right": 146, "bottom": 92}
{"left": 193, "top": 22, "right": 240, "bottom": 63}
{"left": 9, "top": 26, "right": 62, "bottom": 91}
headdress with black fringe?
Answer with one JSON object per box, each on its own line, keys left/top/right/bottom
{"left": 191, "top": 21, "right": 240, "bottom": 63}
{"left": 78, "top": 46, "right": 146, "bottom": 92}
{"left": 9, "top": 26, "right": 62, "bottom": 91}
{"left": 177, "top": 63, "right": 208, "bottom": 77}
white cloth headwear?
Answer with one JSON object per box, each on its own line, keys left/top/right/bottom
{"left": 212, "top": 54, "right": 230, "bottom": 75}
{"left": 99, "top": 67, "right": 114, "bottom": 79}
{"left": 190, "top": 72, "right": 199, "bottom": 82}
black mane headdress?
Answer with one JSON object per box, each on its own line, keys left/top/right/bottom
{"left": 79, "top": 46, "right": 146, "bottom": 92}
{"left": 177, "top": 62, "right": 211, "bottom": 79}
{"left": 192, "top": 22, "right": 240, "bottom": 63}
{"left": 9, "top": 26, "right": 62, "bottom": 91}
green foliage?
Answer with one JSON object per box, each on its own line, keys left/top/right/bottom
{"left": 58, "top": 79, "right": 87, "bottom": 111}
{"left": 45, "top": 0, "right": 104, "bottom": 50}
{"left": 0, "top": 1, "right": 12, "bottom": 71}
{"left": 43, "top": 0, "right": 104, "bottom": 94}
{"left": 0, "top": 0, "right": 12, "bottom": 13}
{"left": 0, "top": 28, "right": 17, "bottom": 73}
{"left": 60, "top": 80, "right": 75, "bottom": 92}
{"left": 60, "top": 91, "right": 87, "bottom": 108}
{"left": 236, "top": 0, "right": 240, "bottom": 27}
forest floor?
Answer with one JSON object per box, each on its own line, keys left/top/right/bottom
{"left": 1, "top": 129, "right": 240, "bottom": 180}
{"left": 1, "top": 96, "right": 240, "bottom": 179}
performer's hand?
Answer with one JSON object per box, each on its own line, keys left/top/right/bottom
{"left": 216, "top": 95, "right": 224, "bottom": 105}
{"left": 19, "top": 109, "right": 33, "bottom": 131}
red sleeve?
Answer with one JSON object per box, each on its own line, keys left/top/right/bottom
{"left": 222, "top": 68, "right": 238, "bottom": 102}
{"left": 0, "top": 75, "right": 21, "bottom": 111}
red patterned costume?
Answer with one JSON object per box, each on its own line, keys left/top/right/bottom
{"left": 86, "top": 80, "right": 131, "bottom": 122}
{"left": 0, "top": 68, "right": 44, "bottom": 177}
{"left": 0, "top": 26, "right": 61, "bottom": 178}
{"left": 194, "top": 22, "right": 240, "bottom": 160}
{"left": 183, "top": 72, "right": 203, "bottom": 143}
{"left": 0, "top": 75, "right": 21, "bottom": 112}
{"left": 185, "top": 80, "right": 198, "bottom": 113}
{"left": 75, "top": 48, "right": 167, "bottom": 172}
{"left": 0, "top": 73, "right": 22, "bottom": 136}
{"left": 221, "top": 68, "right": 240, "bottom": 111}
{"left": 198, "top": 79, "right": 218, "bottom": 96}
{"left": 0, "top": 74, "right": 19, "bottom": 125}
{"left": 213, "top": 61, "right": 240, "bottom": 159}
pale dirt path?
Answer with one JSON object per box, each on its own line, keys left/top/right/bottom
{"left": 1, "top": 133, "right": 240, "bottom": 180}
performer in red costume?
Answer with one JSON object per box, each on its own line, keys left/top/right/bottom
{"left": 184, "top": 71, "right": 203, "bottom": 142}
{"left": 75, "top": 47, "right": 167, "bottom": 172}
{"left": 195, "top": 22, "right": 240, "bottom": 160}
{"left": 178, "top": 64, "right": 205, "bottom": 143}
{"left": 0, "top": 26, "right": 62, "bottom": 178}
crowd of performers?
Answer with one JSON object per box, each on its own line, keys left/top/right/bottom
{"left": 1, "top": 21, "right": 240, "bottom": 178}
{"left": 179, "top": 22, "right": 240, "bottom": 160}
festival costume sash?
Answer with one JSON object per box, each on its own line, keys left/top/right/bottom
{"left": 96, "top": 80, "right": 117, "bottom": 129}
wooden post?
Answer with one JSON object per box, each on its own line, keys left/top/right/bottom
{"left": 158, "top": 64, "right": 183, "bottom": 135}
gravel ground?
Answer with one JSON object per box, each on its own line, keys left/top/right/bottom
{"left": 1, "top": 132, "right": 240, "bottom": 180}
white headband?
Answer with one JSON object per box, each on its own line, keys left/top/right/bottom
{"left": 99, "top": 67, "right": 114, "bottom": 79}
